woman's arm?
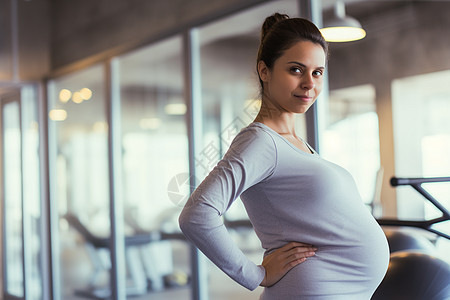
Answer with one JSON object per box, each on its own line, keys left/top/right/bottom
{"left": 179, "top": 127, "right": 276, "bottom": 290}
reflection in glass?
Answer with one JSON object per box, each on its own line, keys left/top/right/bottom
{"left": 2, "top": 100, "right": 24, "bottom": 297}
{"left": 48, "top": 65, "right": 110, "bottom": 298}
{"left": 118, "top": 36, "right": 189, "bottom": 294}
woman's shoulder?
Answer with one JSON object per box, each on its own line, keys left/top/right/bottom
{"left": 221, "top": 123, "right": 278, "bottom": 163}
{"left": 233, "top": 122, "right": 277, "bottom": 148}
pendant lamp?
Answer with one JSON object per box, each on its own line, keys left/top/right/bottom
{"left": 320, "top": 1, "right": 366, "bottom": 42}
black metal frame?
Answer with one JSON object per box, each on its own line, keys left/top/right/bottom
{"left": 377, "top": 176, "right": 450, "bottom": 240}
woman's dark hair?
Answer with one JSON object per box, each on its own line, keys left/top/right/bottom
{"left": 257, "top": 13, "right": 328, "bottom": 90}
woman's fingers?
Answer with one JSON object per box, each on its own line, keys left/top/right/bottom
{"left": 284, "top": 256, "right": 307, "bottom": 270}
{"left": 282, "top": 249, "right": 316, "bottom": 270}
{"left": 279, "top": 242, "right": 317, "bottom": 254}
{"left": 260, "top": 242, "right": 317, "bottom": 287}
{"left": 279, "top": 241, "right": 313, "bottom": 250}
{"left": 286, "top": 248, "right": 316, "bottom": 261}
{"left": 279, "top": 242, "right": 317, "bottom": 258}
{"left": 282, "top": 245, "right": 315, "bottom": 267}
{"left": 273, "top": 242, "right": 317, "bottom": 264}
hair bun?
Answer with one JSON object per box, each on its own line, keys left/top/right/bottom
{"left": 261, "top": 13, "right": 289, "bottom": 42}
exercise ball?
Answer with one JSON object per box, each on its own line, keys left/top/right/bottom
{"left": 372, "top": 252, "right": 450, "bottom": 300}
{"left": 383, "top": 228, "right": 436, "bottom": 254}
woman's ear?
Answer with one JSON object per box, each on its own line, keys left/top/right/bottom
{"left": 257, "top": 60, "right": 270, "bottom": 82}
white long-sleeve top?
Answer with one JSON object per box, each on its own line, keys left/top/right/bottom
{"left": 179, "top": 122, "right": 389, "bottom": 299}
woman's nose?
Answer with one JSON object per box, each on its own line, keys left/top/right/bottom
{"left": 301, "top": 75, "right": 315, "bottom": 90}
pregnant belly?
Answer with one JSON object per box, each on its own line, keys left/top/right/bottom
{"left": 262, "top": 242, "right": 389, "bottom": 299}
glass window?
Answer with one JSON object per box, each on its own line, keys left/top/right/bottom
{"left": 117, "top": 36, "right": 189, "bottom": 294}
{"left": 1, "top": 86, "right": 42, "bottom": 300}
{"left": 392, "top": 70, "right": 450, "bottom": 219}
{"left": 392, "top": 70, "right": 450, "bottom": 262}
{"left": 2, "top": 98, "right": 23, "bottom": 297}
{"left": 21, "top": 85, "right": 43, "bottom": 300}
{"left": 48, "top": 64, "right": 110, "bottom": 299}
{"left": 321, "top": 84, "right": 381, "bottom": 209}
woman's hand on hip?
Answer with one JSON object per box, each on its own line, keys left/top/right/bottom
{"left": 259, "top": 242, "right": 316, "bottom": 287}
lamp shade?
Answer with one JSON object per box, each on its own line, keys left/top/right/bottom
{"left": 320, "top": 1, "right": 366, "bottom": 42}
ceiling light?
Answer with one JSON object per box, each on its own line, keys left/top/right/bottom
{"left": 93, "top": 121, "right": 108, "bottom": 132}
{"left": 49, "top": 109, "right": 67, "bottom": 121}
{"left": 59, "top": 89, "right": 72, "bottom": 103}
{"left": 320, "top": 1, "right": 366, "bottom": 42}
{"left": 165, "top": 103, "right": 187, "bottom": 115}
{"left": 80, "top": 88, "right": 92, "bottom": 100}
{"left": 72, "top": 92, "right": 84, "bottom": 104}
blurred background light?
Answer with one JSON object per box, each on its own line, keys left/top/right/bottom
{"left": 80, "top": 88, "right": 92, "bottom": 100}
{"left": 139, "top": 118, "right": 161, "bottom": 130}
{"left": 164, "top": 103, "right": 186, "bottom": 115}
{"left": 59, "top": 89, "right": 72, "bottom": 103}
{"left": 72, "top": 91, "right": 84, "bottom": 104}
{"left": 49, "top": 109, "right": 67, "bottom": 121}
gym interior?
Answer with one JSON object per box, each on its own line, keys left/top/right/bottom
{"left": 1, "top": 0, "right": 449, "bottom": 299}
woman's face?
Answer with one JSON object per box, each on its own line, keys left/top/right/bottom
{"left": 259, "top": 41, "right": 326, "bottom": 114}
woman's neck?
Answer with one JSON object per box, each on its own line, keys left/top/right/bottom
{"left": 254, "top": 97, "right": 298, "bottom": 137}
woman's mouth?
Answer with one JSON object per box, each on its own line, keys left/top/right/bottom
{"left": 294, "top": 95, "right": 312, "bottom": 102}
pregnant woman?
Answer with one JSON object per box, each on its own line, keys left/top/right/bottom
{"left": 179, "top": 13, "right": 389, "bottom": 299}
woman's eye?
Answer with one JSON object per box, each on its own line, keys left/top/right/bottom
{"left": 313, "top": 70, "right": 323, "bottom": 76}
{"left": 290, "top": 67, "right": 302, "bottom": 73}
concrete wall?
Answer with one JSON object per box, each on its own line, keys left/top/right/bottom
{"left": 327, "top": 1, "right": 450, "bottom": 216}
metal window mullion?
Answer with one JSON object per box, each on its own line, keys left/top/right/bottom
{"left": 298, "top": 0, "right": 327, "bottom": 153}
{"left": 46, "top": 80, "right": 61, "bottom": 300}
{"left": 19, "top": 91, "right": 31, "bottom": 300}
{"left": 1, "top": 100, "right": 7, "bottom": 299}
{"left": 37, "top": 81, "right": 53, "bottom": 300}
{"left": 183, "top": 29, "right": 208, "bottom": 300}
{"left": 106, "top": 59, "right": 126, "bottom": 300}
